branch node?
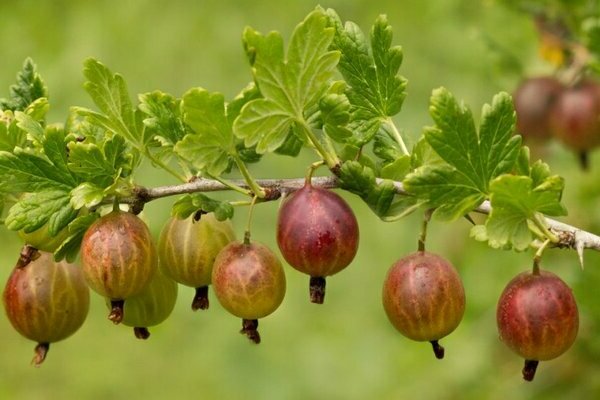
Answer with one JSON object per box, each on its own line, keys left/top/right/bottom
{"left": 131, "top": 186, "right": 151, "bottom": 215}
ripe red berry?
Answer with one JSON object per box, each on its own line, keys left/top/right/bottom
{"left": 497, "top": 269, "right": 579, "bottom": 381}
{"left": 277, "top": 183, "right": 359, "bottom": 304}
{"left": 80, "top": 210, "right": 157, "bottom": 324}
{"left": 158, "top": 213, "right": 235, "bottom": 311}
{"left": 382, "top": 251, "right": 465, "bottom": 359}
{"left": 3, "top": 249, "right": 90, "bottom": 366}
{"left": 513, "top": 76, "right": 563, "bottom": 141}
{"left": 550, "top": 79, "right": 600, "bottom": 168}
{"left": 212, "top": 240, "right": 286, "bottom": 343}
{"left": 107, "top": 269, "right": 178, "bottom": 339}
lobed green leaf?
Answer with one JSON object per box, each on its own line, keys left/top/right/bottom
{"left": 171, "top": 193, "right": 234, "bottom": 221}
{"left": 5, "top": 190, "right": 77, "bottom": 235}
{"left": 68, "top": 135, "right": 131, "bottom": 187}
{"left": 234, "top": 7, "right": 340, "bottom": 153}
{"left": 80, "top": 58, "right": 140, "bottom": 147}
{"left": 338, "top": 161, "right": 397, "bottom": 218}
{"left": 328, "top": 11, "right": 407, "bottom": 144}
{"left": 404, "top": 89, "right": 521, "bottom": 221}
{"left": 0, "top": 149, "right": 76, "bottom": 193}
{"left": 0, "top": 58, "right": 48, "bottom": 112}
{"left": 472, "top": 173, "right": 567, "bottom": 250}
{"left": 138, "top": 91, "right": 186, "bottom": 146}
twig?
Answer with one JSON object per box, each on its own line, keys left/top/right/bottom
{"left": 119, "top": 176, "right": 600, "bottom": 254}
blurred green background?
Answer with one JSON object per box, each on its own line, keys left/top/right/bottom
{"left": 2, "top": 0, "right": 600, "bottom": 399}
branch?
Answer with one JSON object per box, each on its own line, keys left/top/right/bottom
{"left": 127, "top": 176, "right": 600, "bottom": 257}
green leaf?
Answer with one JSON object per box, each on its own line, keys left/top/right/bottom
{"left": 328, "top": 11, "right": 407, "bottom": 144}
{"left": 15, "top": 111, "right": 45, "bottom": 144}
{"left": 426, "top": 89, "right": 520, "bottom": 189}
{"left": 319, "top": 93, "right": 351, "bottom": 126}
{"left": 227, "top": 83, "right": 261, "bottom": 124}
{"left": 103, "top": 134, "right": 132, "bottom": 176}
{"left": 338, "top": 161, "right": 395, "bottom": 218}
{"left": 373, "top": 133, "right": 403, "bottom": 162}
{"left": 478, "top": 92, "right": 522, "bottom": 181}
{"left": 70, "top": 183, "right": 105, "bottom": 209}
{"left": 23, "top": 97, "right": 49, "bottom": 123}
{"left": 236, "top": 142, "right": 263, "bottom": 163}
{"left": 515, "top": 146, "right": 530, "bottom": 176}
{"left": 583, "top": 17, "right": 600, "bottom": 56}
{"left": 319, "top": 93, "right": 353, "bottom": 143}
{"left": 404, "top": 89, "right": 521, "bottom": 220}
{"left": 380, "top": 155, "right": 411, "bottom": 180}
{"left": 273, "top": 129, "right": 303, "bottom": 157}
{"left": 5, "top": 190, "right": 77, "bottom": 235}
{"left": 234, "top": 8, "right": 340, "bottom": 152}
{"left": 0, "top": 117, "right": 26, "bottom": 152}
{"left": 233, "top": 99, "right": 293, "bottom": 152}
{"left": 174, "top": 89, "right": 236, "bottom": 176}
{"left": 0, "top": 58, "right": 48, "bottom": 112}
{"left": 474, "top": 174, "right": 567, "bottom": 251}
{"left": 405, "top": 164, "right": 485, "bottom": 221}
{"left": 0, "top": 148, "right": 76, "bottom": 193}
{"left": 79, "top": 58, "right": 140, "bottom": 147}
{"left": 138, "top": 91, "right": 186, "bottom": 145}
{"left": 68, "top": 134, "right": 130, "bottom": 187}
{"left": 54, "top": 213, "right": 99, "bottom": 262}
{"left": 410, "top": 135, "right": 444, "bottom": 169}
{"left": 171, "top": 194, "right": 234, "bottom": 221}
{"left": 381, "top": 196, "right": 423, "bottom": 222}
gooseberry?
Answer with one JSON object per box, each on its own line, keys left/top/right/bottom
{"left": 497, "top": 269, "right": 579, "bottom": 381}
{"left": 382, "top": 251, "right": 465, "bottom": 359}
{"left": 277, "top": 183, "right": 359, "bottom": 304}
{"left": 212, "top": 240, "right": 286, "bottom": 343}
{"left": 3, "top": 248, "right": 90, "bottom": 366}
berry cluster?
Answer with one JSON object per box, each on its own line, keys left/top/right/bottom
{"left": 514, "top": 76, "right": 600, "bottom": 168}
{"left": 2, "top": 178, "right": 580, "bottom": 381}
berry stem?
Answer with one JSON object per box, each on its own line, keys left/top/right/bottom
{"left": 309, "top": 276, "right": 327, "bottom": 304}
{"left": 430, "top": 340, "right": 445, "bottom": 359}
{"left": 191, "top": 286, "right": 210, "bottom": 311}
{"left": 522, "top": 359, "right": 539, "bottom": 381}
{"left": 32, "top": 342, "right": 49, "bottom": 367}
{"left": 418, "top": 209, "right": 433, "bottom": 252}
{"left": 108, "top": 299, "right": 125, "bottom": 324}
{"left": 209, "top": 174, "right": 253, "bottom": 197}
{"left": 233, "top": 155, "right": 266, "bottom": 199}
{"left": 143, "top": 148, "right": 187, "bottom": 182}
{"left": 532, "top": 214, "right": 559, "bottom": 244}
{"left": 243, "top": 195, "right": 259, "bottom": 245}
{"left": 532, "top": 238, "right": 551, "bottom": 275}
{"left": 305, "top": 160, "right": 325, "bottom": 186}
{"left": 112, "top": 196, "right": 120, "bottom": 213}
{"left": 240, "top": 319, "right": 261, "bottom": 344}
{"left": 298, "top": 121, "right": 341, "bottom": 171}
{"left": 134, "top": 327, "right": 151, "bottom": 340}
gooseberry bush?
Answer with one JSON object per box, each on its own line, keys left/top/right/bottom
{"left": 1, "top": 4, "right": 600, "bottom": 382}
